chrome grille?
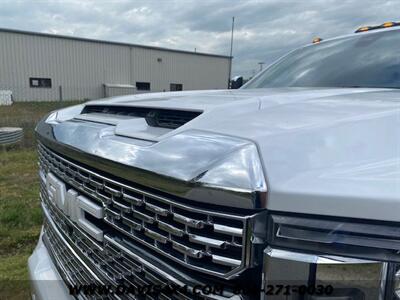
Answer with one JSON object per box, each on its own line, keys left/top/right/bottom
{"left": 42, "top": 191, "right": 238, "bottom": 300}
{"left": 43, "top": 221, "right": 109, "bottom": 300}
{"left": 38, "top": 143, "right": 258, "bottom": 278}
{"left": 43, "top": 215, "right": 191, "bottom": 300}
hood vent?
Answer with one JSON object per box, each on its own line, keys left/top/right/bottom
{"left": 81, "top": 105, "right": 202, "bottom": 129}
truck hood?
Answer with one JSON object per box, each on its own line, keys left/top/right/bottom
{"left": 40, "top": 87, "right": 400, "bottom": 222}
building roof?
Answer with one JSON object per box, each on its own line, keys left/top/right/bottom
{"left": 0, "top": 27, "right": 231, "bottom": 59}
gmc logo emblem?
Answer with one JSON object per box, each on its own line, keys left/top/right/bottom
{"left": 45, "top": 172, "right": 104, "bottom": 242}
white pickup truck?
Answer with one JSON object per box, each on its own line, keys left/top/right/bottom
{"left": 29, "top": 22, "right": 400, "bottom": 300}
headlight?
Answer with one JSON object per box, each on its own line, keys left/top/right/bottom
{"left": 261, "top": 213, "right": 400, "bottom": 299}
{"left": 268, "top": 214, "right": 400, "bottom": 263}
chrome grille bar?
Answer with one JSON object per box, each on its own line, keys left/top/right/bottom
{"left": 38, "top": 143, "right": 261, "bottom": 278}
{"left": 41, "top": 186, "right": 241, "bottom": 300}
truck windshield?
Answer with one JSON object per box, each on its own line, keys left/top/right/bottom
{"left": 244, "top": 29, "right": 400, "bottom": 89}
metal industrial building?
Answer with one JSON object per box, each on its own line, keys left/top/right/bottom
{"left": 0, "top": 28, "right": 231, "bottom": 101}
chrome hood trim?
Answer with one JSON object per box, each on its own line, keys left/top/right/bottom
{"left": 36, "top": 116, "right": 267, "bottom": 209}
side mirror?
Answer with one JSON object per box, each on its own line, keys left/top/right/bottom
{"left": 230, "top": 76, "right": 243, "bottom": 89}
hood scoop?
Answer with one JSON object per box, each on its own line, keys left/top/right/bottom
{"left": 79, "top": 105, "right": 202, "bottom": 129}
{"left": 75, "top": 105, "right": 203, "bottom": 142}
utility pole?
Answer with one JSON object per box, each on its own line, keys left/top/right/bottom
{"left": 228, "top": 16, "right": 235, "bottom": 88}
{"left": 258, "top": 62, "right": 265, "bottom": 72}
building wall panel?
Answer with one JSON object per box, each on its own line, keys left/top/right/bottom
{"left": 0, "top": 30, "right": 230, "bottom": 101}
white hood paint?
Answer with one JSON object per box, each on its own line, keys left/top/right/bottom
{"left": 89, "top": 87, "right": 400, "bottom": 221}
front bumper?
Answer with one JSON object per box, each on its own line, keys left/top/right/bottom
{"left": 28, "top": 228, "right": 72, "bottom": 300}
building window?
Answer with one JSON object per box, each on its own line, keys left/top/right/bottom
{"left": 29, "top": 78, "right": 52, "bottom": 88}
{"left": 170, "top": 83, "right": 183, "bottom": 91}
{"left": 136, "top": 82, "right": 151, "bottom": 91}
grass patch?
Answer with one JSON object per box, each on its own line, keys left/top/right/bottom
{"left": 0, "top": 101, "right": 82, "bottom": 297}
{"left": 0, "top": 150, "right": 41, "bottom": 277}
{"left": 0, "top": 254, "right": 31, "bottom": 299}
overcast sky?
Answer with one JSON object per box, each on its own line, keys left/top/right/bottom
{"left": 1, "top": 0, "right": 400, "bottom": 78}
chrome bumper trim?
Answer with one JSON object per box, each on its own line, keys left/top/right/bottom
{"left": 262, "top": 247, "right": 389, "bottom": 300}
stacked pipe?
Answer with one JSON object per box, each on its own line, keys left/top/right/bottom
{"left": 0, "top": 127, "right": 23, "bottom": 145}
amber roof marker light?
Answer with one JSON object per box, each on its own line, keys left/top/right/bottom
{"left": 312, "top": 37, "right": 323, "bottom": 44}
{"left": 355, "top": 26, "right": 371, "bottom": 33}
{"left": 355, "top": 21, "right": 400, "bottom": 33}
{"left": 383, "top": 21, "right": 395, "bottom": 28}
